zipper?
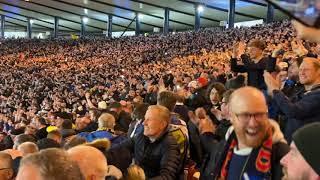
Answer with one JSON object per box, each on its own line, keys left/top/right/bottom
{"left": 239, "top": 154, "right": 251, "bottom": 180}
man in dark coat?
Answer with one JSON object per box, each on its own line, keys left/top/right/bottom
{"left": 197, "top": 87, "right": 289, "bottom": 180}
{"left": 265, "top": 57, "right": 320, "bottom": 142}
{"left": 107, "top": 105, "right": 181, "bottom": 179}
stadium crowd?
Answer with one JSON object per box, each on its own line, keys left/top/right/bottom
{"left": 0, "top": 18, "right": 320, "bottom": 180}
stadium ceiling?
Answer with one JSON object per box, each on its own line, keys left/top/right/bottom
{"left": 0, "top": 0, "right": 287, "bottom": 34}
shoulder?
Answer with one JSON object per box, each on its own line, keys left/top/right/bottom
{"left": 272, "top": 142, "right": 290, "bottom": 161}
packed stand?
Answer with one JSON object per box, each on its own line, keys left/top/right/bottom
{"left": 0, "top": 19, "right": 320, "bottom": 180}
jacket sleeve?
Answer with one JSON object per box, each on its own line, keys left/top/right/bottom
{"left": 272, "top": 142, "right": 290, "bottom": 180}
{"left": 150, "top": 136, "right": 181, "bottom": 180}
{"left": 200, "top": 132, "right": 221, "bottom": 154}
{"left": 273, "top": 90, "right": 320, "bottom": 120}
{"left": 230, "top": 58, "right": 247, "bottom": 73}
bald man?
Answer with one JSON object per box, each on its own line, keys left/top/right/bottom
{"left": 67, "top": 145, "right": 122, "bottom": 180}
{"left": 198, "top": 87, "right": 289, "bottom": 180}
{"left": 13, "top": 142, "right": 39, "bottom": 174}
{"left": 0, "top": 152, "right": 13, "bottom": 180}
{"left": 265, "top": 57, "right": 320, "bottom": 142}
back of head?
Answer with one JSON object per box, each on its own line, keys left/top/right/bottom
{"left": 14, "top": 134, "right": 36, "bottom": 149}
{"left": 131, "top": 103, "right": 149, "bottom": 121}
{"left": 37, "top": 138, "right": 61, "bottom": 150}
{"left": 157, "top": 91, "right": 177, "bottom": 112}
{"left": 18, "top": 148, "right": 84, "bottom": 180}
{"left": 63, "top": 136, "right": 86, "bottom": 150}
{"left": 126, "top": 164, "right": 146, "bottom": 180}
{"left": 17, "top": 142, "right": 39, "bottom": 156}
{"left": 0, "top": 152, "right": 13, "bottom": 168}
{"left": 98, "top": 113, "right": 116, "bottom": 130}
{"left": 67, "top": 145, "right": 108, "bottom": 180}
{"left": 61, "top": 119, "right": 73, "bottom": 130}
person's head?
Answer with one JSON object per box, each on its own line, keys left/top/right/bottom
{"left": 98, "top": 113, "right": 116, "bottom": 130}
{"left": 247, "top": 39, "right": 266, "bottom": 59}
{"left": 63, "top": 136, "right": 86, "bottom": 150}
{"left": 131, "top": 103, "right": 149, "bottom": 121}
{"left": 17, "top": 142, "right": 39, "bottom": 157}
{"left": 32, "top": 116, "right": 47, "bottom": 129}
{"left": 209, "top": 82, "right": 226, "bottom": 105}
{"left": 89, "top": 109, "right": 102, "bottom": 122}
{"left": 36, "top": 138, "right": 61, "bottom": 150}
{"left": 67, "top": 146, "right": 108, "bottom": 180}
{"left": 229, "top": 87, "right": 270, "bottom": 148}
{"left": 16, "top": 148, "right": 84, "bottom": 180}
{"left": 126, "top": 164, "right": 146, "bottom": 180}
{"left": 13, "top": 134, "right": 36, "bottom": 150}
{"left": 0, "top": 152, "right": 13, "bottom": 180}
{"left": 24, "top": 125, "right": 37, "bottom": 136}
{"left": 299, "top": 57, "right": 320, "bottom": 89}
{"left": 61, "top": 119, "right": 73, "bottom": 130}
{"left": 220, "top": 89, "right": 234, "bottom": 120}
{"left": 288, "top": 57, "right": 303, "bottom": 81}
{"left": 281, "top": 123, "right": 320, "bottom": 180}
{"left": 47, "top": 130, "right": 62, "bottom": 144}
{"left": 75, "top": 116, "right": 91, "bottom": 131}
{"left": 108, "top": 102, "right": 122, "bottom": 114}
{"left": 157, "top": 91, "right": 177, "bottom": 112}
{"left": 143, "top": 105, "right": 170, "bottom": 140}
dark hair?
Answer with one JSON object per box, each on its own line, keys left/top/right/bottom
{"left": 131, "top": 103, "right": 149, "bottom": 121}
{"left": 14, "top": 134, "right": 36, "bottom": 148}
{"left": 157, "top": 91, "right": 177, "bottom": 111}
{"left": 38, "top": 117, "right": 47, "bottom": 126}
{"left": 222, "top": 89, "right": 235, "bottom": 104}
{"left": 36, "top": 138, "right": 61, "bottom": 150}
{"left": 61, "top": 119, "right": 73, "bottom": 130}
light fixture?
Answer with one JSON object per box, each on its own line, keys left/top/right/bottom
{"left": 84, "top": 9, "right": 88, "bottom": 14}
{"left": 30, "top": 19, "right": 34, "bottom": 24}
{"left": 197, "top": 5, "right": 204, "bottom": 12}
{"left": 82, "top": 17, "right": 88, "bottom": 24}
{"left": 138, "top": 13, "right": 143, "bottom": 19}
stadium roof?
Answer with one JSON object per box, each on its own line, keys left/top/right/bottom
{"left": 0, "top": 0, "right": 287, "bottom": 34}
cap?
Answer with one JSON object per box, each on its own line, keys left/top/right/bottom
{"left": 292, "top": 122, "right": 320, "bottom": 175}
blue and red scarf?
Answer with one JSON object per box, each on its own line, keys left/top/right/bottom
{"left": 218, "top": 129, "right": 273, "bottom": 180}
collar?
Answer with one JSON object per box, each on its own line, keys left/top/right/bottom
{"left": 234, "top": 147, "right": 253, "bottom": 156}
{"left": 175, "top": 102, "right": 184, "bottom": 105}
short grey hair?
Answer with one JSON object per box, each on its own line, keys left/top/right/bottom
{"left": 98, "top": 113, "right": 116, "bottom": 129}
{"left": 147, "top": 105, "right": 171, "bottom": 124}
{"left": 19, "top": 148, "right": 84, "bottom": 180}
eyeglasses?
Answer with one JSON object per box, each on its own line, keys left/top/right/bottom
{"left": 234, "top": 112, "right": 268, "bottom": 121}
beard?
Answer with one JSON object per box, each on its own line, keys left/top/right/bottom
{"left": 234, "top": 122, "right": 269, "bottom": 148}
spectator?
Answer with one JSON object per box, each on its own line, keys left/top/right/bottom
{"left": 264, "top": 57, "right": 320, "bottom": 141}
{"left": 198, "top": 87, "right": 289, "bottom": 179}
{"left": 280, "top": 122, "right": 320, "bottom": 180}
{"left": 68, "top": 145, "right": 122, "bottom": 180}
{"left": 107, "top": 105, "right": 181, "bottom": 179}
{"left": 32, "top": 116, "right": 48, "bottom": 140}
{"left": 16, "top": 148, "right": 84, "bottom": 180}
{"left": 13, "top": 142, "right": 39, "bottom": 174}
{"left": 0, "top": 152, "right": 13, "bottom": 180}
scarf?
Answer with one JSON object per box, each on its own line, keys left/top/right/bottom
{"left": 218, "top": 128, "right": 273, "bottom": 180}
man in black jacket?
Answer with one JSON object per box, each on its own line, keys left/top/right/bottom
{"left": 264, "top": 57, "right": 320, "bottom": 142}
{"left": 231, "top": 39, "right": 276, "bottom": 90}
{"left": 197, "top": 87, "right": 289, "bottom": 179}
{"left": 107, "top": 105, "right": 181, "bottom": 179}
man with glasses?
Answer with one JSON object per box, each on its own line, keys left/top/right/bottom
{"left": 197, "top": 87, "right": 289, "bottom": 179}
{"left": 0, "top": 152, "right": 14, "bottom": 180}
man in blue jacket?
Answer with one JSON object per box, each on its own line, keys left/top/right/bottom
{"left": 264, "top": 57, "right": 320, "bottom": 142}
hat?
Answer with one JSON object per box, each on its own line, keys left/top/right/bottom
{"left": 292, "top": 122, "right": 320, "bottom": 175}
{"left": 198, "top": 77, "right": 208, "bottom": 87}
{"left": 98, "top": 101, "right": 107, "bottom": 109}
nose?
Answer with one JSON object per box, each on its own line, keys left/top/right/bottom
{"left": 247, "top": 116, "right": 259, "bottom": 127}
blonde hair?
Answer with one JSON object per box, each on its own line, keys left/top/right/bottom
{"left": 98, "top": 113, "right": 116, "bottom": 129}
{"left": 127, "top": 165, "right": 146, "bottom": 180}
{"left": 147, "top": 105, "right": 171, "bottom": 124}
